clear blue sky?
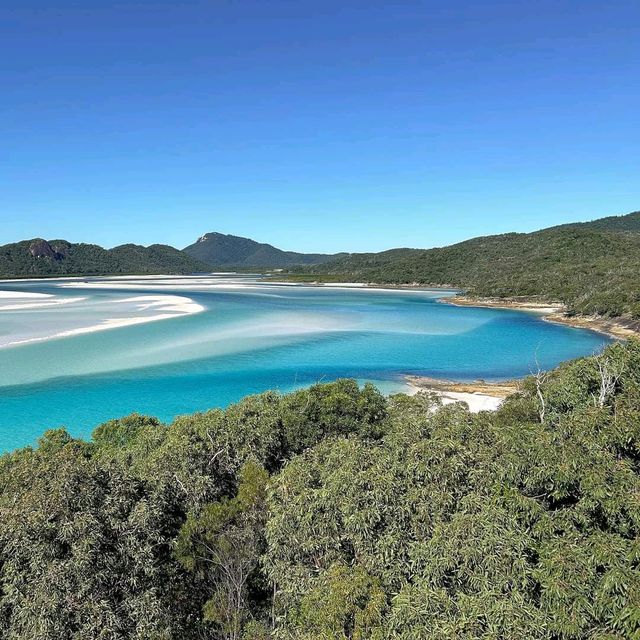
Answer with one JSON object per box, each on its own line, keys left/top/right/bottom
{"left": 1, "top": 1, "right": 639, "bottom": 252}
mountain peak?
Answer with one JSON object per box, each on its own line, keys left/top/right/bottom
{"left": 184, "top": 232, "right": 340, "bottom": 268}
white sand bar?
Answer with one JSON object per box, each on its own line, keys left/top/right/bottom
{"left": 0, "top": 292, "right": 205, "bottom": 348}
{"left": 0, "top": 290, "right": 87, "bottom": 311}
{"left": 0, "top": 291, "right": 52, "bottom": 298}
{"left": 406, "top": 384, "right": 504, "bottom": 412}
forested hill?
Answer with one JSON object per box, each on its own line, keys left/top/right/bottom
{"left": 289, "top": 211, "right": 640, "bottom": 318}
{"left": 184, "top": 231, "right": 343, "bottom": 267}
{"left": 1, "top": 340, "right": 638, "bottom": 638}
{"left": 563, "top": 209, "right": 640, "bottom": 233}
{"left": 0, "top": 238, "right": 210, "bottom": 278}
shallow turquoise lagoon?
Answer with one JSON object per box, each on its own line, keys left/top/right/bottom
{"left": 0, "top": 276, "right": 610, "bottom": 451}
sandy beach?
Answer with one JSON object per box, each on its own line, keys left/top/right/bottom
{"left": 405, "top": 375, "right": 519, "bottom": 412}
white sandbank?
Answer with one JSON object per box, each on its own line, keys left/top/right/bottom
{"left": 0, "top": 300, "right": 80, "bottom": 311}
{"left": 320, "top": 282, "right": 367, "bottom": 287}
{"left": 40, "top": 313, "right": 189, "bottom": 340}
{"left": 265, "top": 281, "right": 457, "bottom": 295}
{"left": 0, "top": 291, "right": 87, "bottom": 311}
{"left": 405, "top": 384, "right": 504, "bottom": 413}
{"left": 116, "top": 295, "right": 205, "bottom": 314}
{"left": 0, "top": 291, "right": 51, "bottom": 299}
{"left": 0, "top": 294, "right": 205, "bottom": 348}
{"left": 60, "top": 281, "right": 265, "bottom": 291}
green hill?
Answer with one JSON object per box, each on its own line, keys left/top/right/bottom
{"left": 0, "top": 238, "right": 210, "bottom": 279}
{"left": 563, "top": 209, "right": 640, "bottom": 233}
{"left": 184, "top": 231, "right": 343, "bottom": 267}
{"left": 290, "top": 211, "right": 640, "bottom": 318}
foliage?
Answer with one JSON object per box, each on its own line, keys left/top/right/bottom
{"left": 183, "top": 232, "right": 342, "bottom": 268}
{"left": 0, "top": 437, "right": 191, "bottom": 639}
{"left": 280, "top": 379, "right": 388, "bottom": 449}
{"left": 176, "top": 461, "right": 270, "bottom": 640}
{"left": 287, "top": 211, "right": 640, "bottom": 318}
{"left": 283, "top": 564, "right": 386, "bottom": 640}
{"left": 0, "top": 238, "right": 209, "bottom": 278}
{"left": 1, "top": 342, "right": 639, "bottom": 638}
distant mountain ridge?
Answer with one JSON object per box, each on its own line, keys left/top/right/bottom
{"left": 3, "top": 210, "right": 639, "bottom": 319}
{"left": 0, "top": 238, "right": 210, "bottom": 279}
{"left": 183, "top": 232, "right": 343, "bottom": 267}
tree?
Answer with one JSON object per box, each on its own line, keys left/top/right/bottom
{"left": 0, "top": 440, "right": 190, "bottom": 640}
{"left": 176, "top": 461, "right": 270, "bottom": 640}
{"left": 286, "top": 564, "right": 385, "bottom": 640}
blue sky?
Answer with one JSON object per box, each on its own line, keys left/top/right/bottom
{"left": 1, "top": 1, "right": 639, "bottom": 252}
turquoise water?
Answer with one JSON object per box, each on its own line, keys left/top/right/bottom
{"left": 0, "top": 276, "right": 610, "bottom": 451}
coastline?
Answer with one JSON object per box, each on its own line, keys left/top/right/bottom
{"left": 273, "top": 278, "right": 638, "bottom": 340}
{"left": 440, "top": 295, "right": 639, "bottom": 340}
{"left": 0, "top": 274, "right": 621, "bottom": 418}
{"left": 305, "top": 283, "right": 636, "bottom": 408}
{"left": 263, "top": 279, "right": 457, "bottom": 293}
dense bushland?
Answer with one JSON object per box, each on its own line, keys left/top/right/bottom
{"left": 0, "top": 239, "right": 209, "bottom": 278}
{"left": 1, "top": 342, "right": 639, "bottom": 639}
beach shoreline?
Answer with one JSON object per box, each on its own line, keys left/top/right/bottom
{"left": 439, "top": 295, "right": 639, "bottom": 340}
{"left": 403, "top": 375, "right": 518, "bottom": 412}
{"left": 271, "top": 278, "right": 638, "bottom": 340}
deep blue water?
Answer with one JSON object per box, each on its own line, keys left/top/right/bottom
{"left": 0, "top": 276, "right": 610, "bottom": 451}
